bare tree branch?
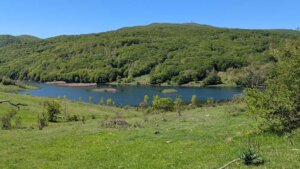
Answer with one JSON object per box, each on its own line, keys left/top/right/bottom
{"left": 0, "top": 100, "right": 28, "bottom": 109}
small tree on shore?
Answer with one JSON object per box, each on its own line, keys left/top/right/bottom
{"left": 144, "top": 95, "right": 150, "bottom": 106}
{"left": 89, "top": 96, "right": 94, "bottom": 103}
{"left": 191, "top": 95, "right": 197, "bottom": 107}
{"left": 106, "top": 98, "right": 113, "bottom": 105}
{"left": 99, "top": 97, "right": 105, "bottom": 105}
{"left": 174, "top": 96, "right": 183, "bottom": 117}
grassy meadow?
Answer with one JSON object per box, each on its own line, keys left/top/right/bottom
{"left": 0, "top": 91, "right": 299, "bottom": 169}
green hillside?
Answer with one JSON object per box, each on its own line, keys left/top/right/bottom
{"left": 0, "top": 23, "right": 299, "bottom": 85}
{"left": 0, "top": 35, "right": 40, "bottom": 47}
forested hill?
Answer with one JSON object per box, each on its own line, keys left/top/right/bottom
{"left": 0, "top": 35, "right": 40, "bottom": 47}
{"left": 0, "top": 23, "right": 299, "bottom": 85}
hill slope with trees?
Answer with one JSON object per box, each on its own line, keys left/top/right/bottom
{"left": 0, "top": 23, "right": 299, "bottom": 85}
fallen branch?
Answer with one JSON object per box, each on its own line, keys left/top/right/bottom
{"left": 0, "top": 100, "right": 28, "bottom": 109}
{"left": 219, "top": 158, "right": 240, "bottom": 169}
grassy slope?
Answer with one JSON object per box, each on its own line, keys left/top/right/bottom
{"left": 0, "top": 92, "right": 299, "bottom": 168}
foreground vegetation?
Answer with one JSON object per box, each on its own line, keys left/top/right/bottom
{"left": 0, "top": 92, "right": 299, "bottom": 168}
{"left": 1, "top": 23, "right": 300, "bottom": 86}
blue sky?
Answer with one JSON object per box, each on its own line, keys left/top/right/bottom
{"left": 0, "top": 0, "right": 299, "bottom": 38}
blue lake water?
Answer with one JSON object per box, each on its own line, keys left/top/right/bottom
{"left": 19, "top": 83, "right": 243, "bottom": 106}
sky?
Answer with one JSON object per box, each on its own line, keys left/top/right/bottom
{"left": 0, "top": 0, "right": 299, "bottom": 38}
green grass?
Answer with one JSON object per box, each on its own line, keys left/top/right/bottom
{"left": 0, "top": 92, "right": 299, "bottom": 168}
{"left": 0, "top": 83, "right": 37, "bottom": 93}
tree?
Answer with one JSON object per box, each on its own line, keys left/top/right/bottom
{"left": 235, "top": 65, "right": 269, "bottom": 88}
{"left": 144, "top": 95, "right": 150, "bottom": 106}
{"left": 245, "top": 40, "right": 300, "bottom": 134}
{"left": 99, "top": 97, "right": 105, "bottom": 105}
{"left": 89, "top": 96, "right": 94, "bottom": 103}
{"left": 203, "top": 70, "right": 222, "bottom": 86}
{"left": 191, "top": 95, "right": 198, "bottom": 107}
{"left": 44, "top": 100, "right": 61, "bottom": 122}
{"left": 106, "top": 98, "right": 113, "bottom": 105}
{"left": 174, "top": 96, "right": 183, "bottom": 116}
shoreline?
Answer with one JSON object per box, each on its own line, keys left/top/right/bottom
{"left": 44, "top": 81, "right": 238, "bottom": 88}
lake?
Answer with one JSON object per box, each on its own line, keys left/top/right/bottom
{"left": 19, "top": 83, "right": 243, "bottom": 106}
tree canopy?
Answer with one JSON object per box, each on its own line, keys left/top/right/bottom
{"left": 0, "top": 23, "right": 299, "bottom": 85}
{"left": 246, "top": 40, "right": 300, "bottom": 134}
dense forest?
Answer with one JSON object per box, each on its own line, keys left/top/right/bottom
{"left": 0, "top": 23, "right": 299, "bottom": 85}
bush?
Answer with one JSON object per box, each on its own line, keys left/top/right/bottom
{"left": 152, "top": 96, "right": 174, "bottom": 112}
{"left": 240, "top": 149, "right": 264, "bottom": 166}
{"left": 1, "top": 77, "right": 15, "bottom": 85}
{"left": 1, "top": 109, "right": 17, "bottom": 129}
{"left": 37, "top": 112, "right": 48, "bottom": 130}
{"left": 206, "top": 97, "right": 215, "bottom": 107}
{"left": 88, "top": 96, "right": 94, "bottom": 103}
{"left": 99, "top": 97, "right": 105, "bottom": 105}
{"left": 143, "top": 95, "right": 150, "bottom": 106}
{"left": 81, "top": 116, "right": 85, "bottom": 124}
{"left": 66, "top": 115, "right": 80, "bottom": 122}
{"left": 174, "top": 96, "right": 183, "bottom": 116}
{"left": 106, "top": 98, "right": 113, "bottom": 105}
{"left": 100, "top": 112, "right": 129, "bottom": 128}
{"left": 44, "top": 100, "right": 61, "bottom": 122}
{"left": 191, "top": 95, "right": 198, "bottom": 107}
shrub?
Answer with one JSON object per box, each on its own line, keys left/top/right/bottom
{"left": 81, "top": 116, "right": 85, "bottom": 124}
{"left": 37, "top": 112, "right": 48, "bottom": 130}
{"left": 143, "top": 95, "right": 150, "bottom": 106}
{"left": 139, "top": 102, "right": 147, "bottom": 109}
{"left": 1, "top": 109, "right": 17, "bottom": 129}
{"left": 66, "top": 115, "right": 80, "bottom": 122}
{"left": 152, "top": 96, "right": 174, "bottom": 111}
{"left": 106, "top": 98, "right": 113, "bottom": 105}
{"left": 88, "top": 96, "right": 94, "bottom": 103}
{"left": 1, "top": 77, "right": 15, "bottom": 86}
{"left": 44, "top": 100, "right": 61, "bottom": 122}
{"left": 191, "top": 95, "right": 198, "bottom": 107}
{"left": 99, "top": 97, "right": 105, "bottom": 105}
{"left": 240, "top": 149, "right": 264, "bottom": 166}
{"left": 206, "top": 97, "right": 215, "bottom": 107}
{"left": 100, "top": 112, "right": 129, "bottom": 128}
{"left": 174, "top": 96, "right": 183, "bottom": 116}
